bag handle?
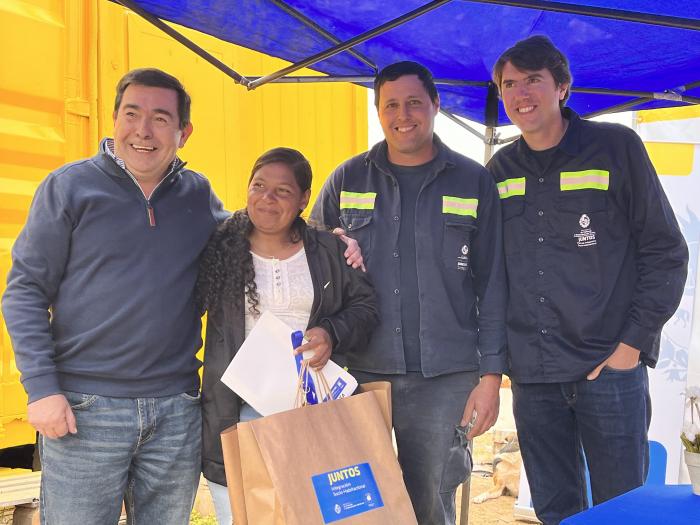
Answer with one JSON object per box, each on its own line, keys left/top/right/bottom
{"left": 292, "top": 330, "right": 318, "bottom": 406}
{"left": 292, "top": 329, "right": 337, "bottom": 407}
{"left": 294, "top": 360, "right": 311, "bottom": 408}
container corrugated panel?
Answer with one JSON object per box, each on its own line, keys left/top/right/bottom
{"left": 0, "top": 0, "right": 367, "bottom": 450}
{"left": 0, "top": 0, "right": 92, "bottom": 449}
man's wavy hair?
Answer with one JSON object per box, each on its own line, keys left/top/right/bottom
{"left": 196, "top": 147, "right": 312, "bottom": 314}
{"left": 114, "top": 68, "right": 191, "bottom": 129}
{"left": 492, "top": 35, "right": 572, "bottom": 108}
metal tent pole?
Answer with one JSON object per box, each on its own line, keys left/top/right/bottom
{"left": 583, "top": 98, "right": 653, "bottom": 120}
{"left": 115, "top": 0, "right": 250, "bottom": 86}
{"left": 483, "top": 82, "right": 501, "bottom": 164}
{"left": 572, "top": 87, "right": 700, "bottom": 105}
{"left": 247, "top": 0, "right": 454, "bottom": 89}
{"left": 440, "top": 110, "right": 487, "bottom": 142}
{"left": 243, "top": 75, "right": 489, "bottom": 87}
{"left": 462, "top": 0, "right": 700, "bottom": 31}
{"left": 269, "top": 0, "right": 377, "bottom": 73}
{"left": 581, "top": 80, "right": 700, "bottom": 119}
{"left": 456, "top": 84, "right": 502, "bottom": 525}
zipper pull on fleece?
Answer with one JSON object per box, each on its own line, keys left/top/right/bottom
{"left": 146, "top": 203, "right": 156, "bottom": 228}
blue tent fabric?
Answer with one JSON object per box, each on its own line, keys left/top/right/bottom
{"left": 120, "top": 0, "right": 700, "bottom": 126}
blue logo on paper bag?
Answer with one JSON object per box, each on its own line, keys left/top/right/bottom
{"left": 311, "top": 462, "right": 384, "bottom": 523}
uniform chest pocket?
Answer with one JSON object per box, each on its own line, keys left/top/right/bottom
{"left": 554, "top": 191, "right": 608, "bottom": 247}
{"left": 443, "top": 219, "right": 476, "bottom": 272}
{"left": 339, "top": 212, "right": 373, "bottom": 260}
{"left": 501, "top": 198, "right": 525, "bottom": 221}
{"left": 554, "top": 191, "right": 607, "bottom": 223}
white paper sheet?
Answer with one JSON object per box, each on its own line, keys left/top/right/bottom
{"left": 220, "top": 310, "right": 358, "bottom": 416}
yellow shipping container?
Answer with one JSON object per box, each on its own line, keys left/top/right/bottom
{"left": 0, "top": 0, "right": 367, "bottom": 451}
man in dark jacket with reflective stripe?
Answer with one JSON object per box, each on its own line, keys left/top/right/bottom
{"left": 488, "top": 36, "right": 688, "bottom": 525}
{"left": 312, "top": 61, "right": 508, "bottom": 525}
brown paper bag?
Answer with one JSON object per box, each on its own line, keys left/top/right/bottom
{"left": 221, "top": 381, "right": 416, "bottom": 524}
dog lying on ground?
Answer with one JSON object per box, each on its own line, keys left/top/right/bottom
{"left": 472, "top": 436, "right": 521, "bottom": 504}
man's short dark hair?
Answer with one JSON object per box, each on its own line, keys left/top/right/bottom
{"left": 374, "top": 61, "right": 439, "bottom": 108}
{"left": 114, "top": 68, "right": 191, "bottom": 129}
{"left": 492, "top": 35, "right": 572, "bottom": 107}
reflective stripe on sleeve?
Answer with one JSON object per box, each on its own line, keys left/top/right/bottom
{"left": 560, "top": 170, "right": 610, "bottom": 191}
{"left": 339, "top": 191, "right": 377, "bottom": 210}
{"left": 497, "top": 177, "right": 526, "bottom": 199}
{"left": 442, "top": 196, "right": 478, "bottom": 218}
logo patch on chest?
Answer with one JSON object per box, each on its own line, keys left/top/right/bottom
{"left": 574, "top": 214, "right": 597, "bottom": 247}
{"left": 457, "top": 244, "right": 470, "bottom": 271}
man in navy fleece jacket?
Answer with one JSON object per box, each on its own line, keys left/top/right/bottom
{"left": 2, "top": 68, "right": 227, "bottom": 525}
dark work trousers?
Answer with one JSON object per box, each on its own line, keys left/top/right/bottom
{"left": 512, "top": 364, "right": 651, "bottom": 525}
{"left": 351, "top": 370, "right": 479, "bottom": 525}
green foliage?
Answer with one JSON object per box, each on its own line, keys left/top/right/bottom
{"left": 681, "top": 432, "right": 700, "bottom": 454}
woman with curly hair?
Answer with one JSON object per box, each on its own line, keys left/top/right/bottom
{"left": 196, "top": 147, "right": 379, "bottom": 524}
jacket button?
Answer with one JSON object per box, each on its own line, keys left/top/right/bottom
{"left": 539, "top": 177, "right": 544, "bottom": 183}
{"left": 538, "top": 236, "right": 544, "bottom": 243}
{"left": 539, "top": 296, "right": 545, "bottom": 303}
{"left": 395, "top": 327, "right": 402, "bottom": 334}
{"left": 538, "top": 270, "right": 544, "bottom": 276}
{"left": 394, "top": 289, "right": 400, "bottom": 295}
{"left": 393, "top": 216, "right": 399, "bottom": 221}
{"left": 393, "top": 252, "right": 399, "bottom": 258}
{"left": 541, "top": 328, "right": 548, "bottom": 335}
{"left": 538, "top": 210, "right": 544, "bottom": 216}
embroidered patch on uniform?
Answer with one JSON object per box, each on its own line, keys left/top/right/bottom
{"left": 574, "top": 213, "right": 597, "bottom": 247}
{"left": 457, "top": 244, "right": 469, "bottom": 271}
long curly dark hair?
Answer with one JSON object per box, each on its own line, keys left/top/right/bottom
{"left": 196, "top": 147, "right": 313, "bottom": 314}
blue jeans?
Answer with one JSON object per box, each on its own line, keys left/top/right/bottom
{"left": 39, "top": 391, "right": 202, "bottom": 525}
{"left": 209, "top": 403, "right": 261, "bottom": 525}
{"left": 351, "top": 371, "right": 479, "bottom": 525}
{"left": 512, "top": 364, "right": 651, "bottom": 525}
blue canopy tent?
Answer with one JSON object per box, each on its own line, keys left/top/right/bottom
{"left": 110, "top": 1, "right": 699, "bottom": 521}
{"left": 114, "top": 1, "right": 699, "bottom": 135}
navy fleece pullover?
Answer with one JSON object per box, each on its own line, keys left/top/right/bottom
{"left": 2, "top": 140, "right": 227, "bottom": 402}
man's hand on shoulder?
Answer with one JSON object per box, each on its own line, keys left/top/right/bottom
{"left": 28, "top": 394, "right": 77, "bottom": 439}
{"left": 332, "top": 228, "right": 366, "bottom": 272}
{"left": 462, "top": 373, "right": 501, "bottom": 439}
{"left": 587, "top": 342, "right": 641, "bottom": 380}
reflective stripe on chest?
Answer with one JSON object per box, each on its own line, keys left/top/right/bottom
{"left": 560, "top": 170, "right": 609, "bottom": 191}
{"left": 442, "top": 195, "right": 478, "bottom": 217}
{"left": 340, "top": 191, "right": 377, "bottom": 210}
{"left": 497, "top": 177, "right": 526, "bottom": 199}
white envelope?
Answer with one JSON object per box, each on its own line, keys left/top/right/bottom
{"left": 220, "top": 310, "right": 358, "bottom": 416}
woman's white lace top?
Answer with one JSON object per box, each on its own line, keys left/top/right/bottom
{"left": 244, "top": 248, "right": 314, "bottom": 337}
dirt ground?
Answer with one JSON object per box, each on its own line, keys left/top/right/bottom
{"left": 462, "top": 476, "right": 520, "bottom": 524}
{"left": 2, "top": 388, "right": 533, "bottom": 524}
{"left": 1, "top": 478, "right": 526, "bottom": 525}
{"left": 459, "top": 430, "right": 529, "bottom": 524}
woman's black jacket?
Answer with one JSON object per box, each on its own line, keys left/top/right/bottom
{"left": 200, "top": 226, "right": 379, "bottom": 485}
